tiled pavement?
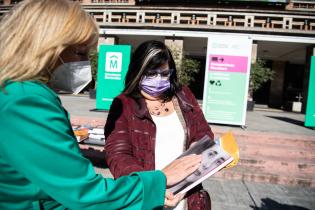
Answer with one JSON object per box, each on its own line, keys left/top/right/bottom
{"left": 61, "top": 94, "right": 315, "bottom": 210}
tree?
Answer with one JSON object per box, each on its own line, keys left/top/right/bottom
{"left": 89, "top": 50, "right": 98, "bottom": 89}
{"left": 248, "top": 59, "right": 274, "bottom": 102}
{"left": 177, "top": 57, "right": 201, "bottom": 86}
{"left": 168, "top": 46, "right": 201, "bottom": 86}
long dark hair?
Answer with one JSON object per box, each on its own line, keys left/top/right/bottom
{"left": 124, "top": 40, "right": 181, "bottom": 101}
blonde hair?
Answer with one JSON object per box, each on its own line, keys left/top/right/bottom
{"left": 0, "top": 0, "right": 98, "bottom": 86}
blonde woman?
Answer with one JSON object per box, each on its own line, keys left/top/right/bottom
{"left": 0, "top": 1, "right": 201, "bottom": 209}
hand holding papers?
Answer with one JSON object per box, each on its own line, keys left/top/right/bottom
{"left": 162, "top": 154, "right": 202, "bottom": 186}
{"left": 168, "top": 132, "right": 239, "bottom": 195}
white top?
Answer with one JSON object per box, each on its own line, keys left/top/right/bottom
{"left": 152, "top": 111, "right": 186, "bottom": 210}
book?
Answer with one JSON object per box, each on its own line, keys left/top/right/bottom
{"left": 72, "top": 126, "right": 105, "bottom": 145}
{"left": 168, "top": 133, "right": 238, "bottom": 195}
{"left": 72, "top": 126, "right": 89, "bottom": 142}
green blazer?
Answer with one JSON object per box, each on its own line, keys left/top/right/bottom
{"left": 0, "top": 81, "right": 166, "bottom": 210}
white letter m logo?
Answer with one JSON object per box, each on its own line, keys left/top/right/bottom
{"left": 105, "top": 52, "right": 122, "bottom": 72}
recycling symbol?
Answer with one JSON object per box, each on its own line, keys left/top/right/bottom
{"left": 209, "top": 80, "right": 222, "bottom": 86}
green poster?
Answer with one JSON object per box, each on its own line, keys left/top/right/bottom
{"left": 305, "top": 56, "right": 315, "bottom": 127}
{"left": 204, "top": 71, "right": 247, "bottom": 124}
{"left": 203, "top": 36, "right": 252, "bottom": 126}
{"left": 96, "top": 45, "right": 131, "bottom": 110}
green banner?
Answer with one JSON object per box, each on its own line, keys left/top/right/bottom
{"left": 305, "top": 56, "right": 315, "bottom": 127}
{"left": 204, "top": 71, "right": 247, "bottom": 123}
{"left": 96, "top": 45, "right": 131, "bottom": 110}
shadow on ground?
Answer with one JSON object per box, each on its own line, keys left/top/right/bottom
{"left": 250, "top": 198, "right": 310, "bottom": 210}
{"left": 266, "top": 116, "right": 305, "bottom": 127}
{"left": 89, "top": 108, "right": 108, "bottom": 113}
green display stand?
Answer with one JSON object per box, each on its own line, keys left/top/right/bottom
{"left": 305, "top": 56, "right": 315, "bottom": 127}
{"left": 96, "top": 45, "right": 131, "bottom": 110}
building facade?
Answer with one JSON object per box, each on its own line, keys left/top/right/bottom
{"left": 1, "top": 0, "right": 314, "bottom": 112}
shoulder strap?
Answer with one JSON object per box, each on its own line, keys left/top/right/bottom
{"left": 172, "top": 96, "right": 188, "bottom": 151}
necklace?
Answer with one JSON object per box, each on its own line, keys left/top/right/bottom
{"left": 146, "top": 101, "right": 169, "bottom": 116}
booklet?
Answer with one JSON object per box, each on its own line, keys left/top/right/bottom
{"left": 168, "top": 133, "right": 237, "bottom": 195}
{"left": 72, "top": 125, "right": 105, "bottom": 144}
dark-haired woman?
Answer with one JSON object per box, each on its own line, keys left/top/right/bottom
{"left": 105, "top": 40, "right": 214, "bottom": 210}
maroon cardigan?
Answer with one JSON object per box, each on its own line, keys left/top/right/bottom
{"left": 105, "top": 86, "right": 213, "bottom": 210}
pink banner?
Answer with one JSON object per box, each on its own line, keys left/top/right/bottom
{"left": 208, "top": 55, "right": 248, "bottom": 73}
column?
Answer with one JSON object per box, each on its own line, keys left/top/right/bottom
{"left": 98, "top": 36, "right": 117, "bottom": 51}
{"left": 248, "top": 43, "right": 257, "bottom": 110}
{"left": 3, "top": 0, "right": 11, "bottom": 5}
{"left": 80, "top": 0, "right": 92, "bottom": 3}
{"left": 251, "top": 43, "right": 258, "bottom": 64}
{"left": 128, "top": 0, "right": 136, "bottom": 5}
{"left": 269, "top": 61, "right": 286, "bottom": 108}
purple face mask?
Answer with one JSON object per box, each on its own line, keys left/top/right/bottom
{"left": 140, "top": 76, "right": 170, "bottom": 97}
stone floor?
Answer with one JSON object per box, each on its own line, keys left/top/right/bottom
{"left": 62, "top": 94, "right": 315, "bottom": 210}
{"left": 92, "top": 166, "right": 315, "bottom": 210}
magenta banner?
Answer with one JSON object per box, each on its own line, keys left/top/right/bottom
{"left": 208, "top": 55, "right": 248, "bottom": 73}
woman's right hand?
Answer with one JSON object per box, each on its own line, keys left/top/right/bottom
{"left": 162, "top": 154, "right": 201, "bottom": 186}
{"left": 164, "top": 190, "right": 185, "bottom": 208}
